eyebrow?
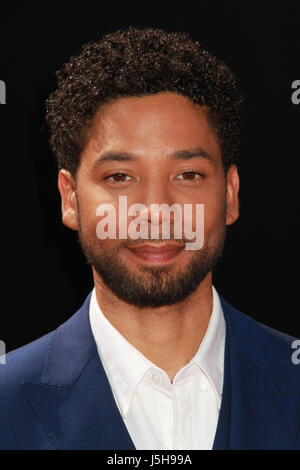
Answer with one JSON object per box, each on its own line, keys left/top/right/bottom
{"left": 172, "top": 148, "right": 216, "bottom": 166}
{"left": 92, "top": 147, "right": 216, "bottom": 169}
{"left": 92, "top": 152, "right": 137, "bottom": 169}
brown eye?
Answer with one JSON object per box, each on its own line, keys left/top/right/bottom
{"left": 176, "top": 171, "right": 203, "bottom": 180}
{"left": 105, "top": 173, "right": 131, "bottom": 183}
{"left": 183, "top": 171, "right": 196, "bottom": 180}
{"left": 112, "top": 173, "right": 127, "bottom": 181}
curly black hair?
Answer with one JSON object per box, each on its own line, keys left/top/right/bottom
{"left": 45, "top": 26, "right": 244, "bottom": 177}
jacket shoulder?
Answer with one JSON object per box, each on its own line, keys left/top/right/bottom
{"left": 0, "top": 329, "right": 59, "bottom": 449}
{"left": 0, "top": 293, "right": 92, "bottom": 449}
{"left": 220, "top": 295, "right": 300, "bottom": 374}
{"left": 0, "top": 329, "right": 56, "bottom": 390}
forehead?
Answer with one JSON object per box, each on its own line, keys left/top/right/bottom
{"left": 82, "top": 92, "right": 221, "bottom": 164}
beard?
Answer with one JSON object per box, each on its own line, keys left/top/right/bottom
{"left": 77, "top": 212, "right": 227, "bottom": 308}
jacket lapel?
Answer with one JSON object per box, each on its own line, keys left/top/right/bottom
{"left": 21, "top": 293, "right": 135, "bottom": 450}
{"left": 214, "top": 296, "right": 300, "bottom": 450}
{"left": 212, "top": 320, "right": 231, "bottom": 450}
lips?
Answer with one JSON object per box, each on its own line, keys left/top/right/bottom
{"left": 127, "top": 243, "right": 185, "bottom": 263}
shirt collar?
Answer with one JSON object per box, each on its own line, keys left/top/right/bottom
{"left": 89, "top": 285, "right": 225, "bottom": 418}
{"left": 89, "top": 289, "right": 153, "bottom": 418}
{"left": 189, "top": 285, "right": 226, "bottom": 405}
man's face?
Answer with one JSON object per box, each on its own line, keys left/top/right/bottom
{"left": 59, "top": 92, "right": 239, "bottom": 308}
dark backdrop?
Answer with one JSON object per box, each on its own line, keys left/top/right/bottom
{"left": 0, "top": 2, "right": 299, "bottom": 352}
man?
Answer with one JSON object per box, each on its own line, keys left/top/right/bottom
{"left": 0, "top": 26, "right": 299, "bottom": 450}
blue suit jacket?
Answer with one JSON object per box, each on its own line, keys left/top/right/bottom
{"left": 0, "top": 292, "right": 300, "bottom": 449}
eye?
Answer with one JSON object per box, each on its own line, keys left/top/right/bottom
{"left": 176, "top": 170, "right": 204, "bottom": 181}
{"left": 104, "top": 172, "right": 133, "bottom": 183}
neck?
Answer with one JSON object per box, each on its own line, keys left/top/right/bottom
{"left": 93, "top": 271, "right": 213, "bottom": 382}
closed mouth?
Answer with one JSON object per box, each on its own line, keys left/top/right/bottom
{"left": 126, "top": 242, "right": 185, "bottom": 263}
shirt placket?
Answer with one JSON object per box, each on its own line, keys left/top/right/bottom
{"left": 173, "top": 374, "right": 193, "bottom": 450}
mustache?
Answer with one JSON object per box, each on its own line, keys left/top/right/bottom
{"left": 123, "top": 238, "right": 187, "bottom": 248}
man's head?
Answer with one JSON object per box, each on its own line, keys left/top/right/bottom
{"left": 46, "top": 27, "right": 242, "bottom": 308}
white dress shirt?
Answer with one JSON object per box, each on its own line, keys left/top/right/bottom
{"left": 89, "top": 285, "right": 226, "bottom": 450}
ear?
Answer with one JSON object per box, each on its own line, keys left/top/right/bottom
{"left": 225, "top": 164, "right": 240, "bottom": 226}
{"left": 57, "top": 169, "right": 79, "bottom": 231}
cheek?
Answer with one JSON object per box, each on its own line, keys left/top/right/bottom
{"left": 182, "top": 185, "right": 226, "bottom": 235}
{"left": 77, "top": 185, "right": 118, "bottom": 238}
{"left": 78, "top": 200, "right": 98, "bottom": 238}
{"left": 202, "top": 198, "right": 226, "bottom": 249}
{"left": 194, "top": 197, "right": 226, "bottom": 251}
{"left": 205, "top": 195, "right": 226, "bottom": 228}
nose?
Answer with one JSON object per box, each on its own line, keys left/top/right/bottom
{"left": 132, "top": 179, "right": 182, "bottom": 239}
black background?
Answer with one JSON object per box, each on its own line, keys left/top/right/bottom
{"left": 0, "top": 2, "right": 299, "bottom": 352}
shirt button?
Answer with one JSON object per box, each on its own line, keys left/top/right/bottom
{"left": 135, "top": 390, "right": 143, "bottom": 399}
{"left": 152, "top": 372, "right": 162, "bottom": 384}
{"left": 200, "top": 383, "right": 208, "bottom": 392}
